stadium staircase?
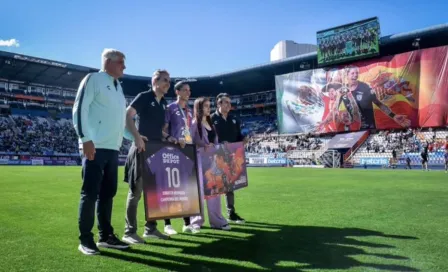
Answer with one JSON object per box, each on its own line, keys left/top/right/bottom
{"left": 315, "top": 144, "right": 329, "bottom": 158}
{"left": 345, "top": 135, "right": 371, "bottom": 163}
{"left": 339, "top": 131, "right": 371, "bottom": 168}
{"left": 286, "top": 137, "right": 333, "bottom": 167}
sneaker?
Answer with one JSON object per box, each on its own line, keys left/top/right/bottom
{"left": 78, "top": 241, "right": 100, "bottom": 255}
{"left": 143, "top": 229, "right": 170, "bottom": 240}
{"left": 97, "top": 234, "right": 130, "bottom": 250}
{"left": 122, "top": 233, "right": 146, "bottom": 245}
{"left": 228, "top": 213, "right": 245, "bottom": 224}
{"left": 221, "top": 224, "right": 231, "bottom": 231}
{"left": 191, "top": 224, "right": 201, "bottom": 231}
{"left": 182, "top": 225, "right": 200, "bottom": 234}
{"left": 164, "top": 225, "right": 178, "bottom": 236}
{"left": 212, "top": 224, "right": 231, "bottom": 231}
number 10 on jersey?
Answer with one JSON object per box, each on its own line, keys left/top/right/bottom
{"left": 165, "top": 167, "right": 181, "bottom": 188}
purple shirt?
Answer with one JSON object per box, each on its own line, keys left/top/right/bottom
{"left": 190, "top": 119, "right": 219, "bottom": 148}
{"left": 165, "top": 102, "right": 193, "bottom": 142}
{"left": 146, "top": 146, "right": 194, "bottom": 211}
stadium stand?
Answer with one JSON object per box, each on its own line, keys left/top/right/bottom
{"left": 0, "top": 23, "right": 447, "bottom": 169}
{"left": 351, "top": 128, "right": 448, "bottom": 168}
{"left": 246, "top": 134, "right": 330, "bottom": 153}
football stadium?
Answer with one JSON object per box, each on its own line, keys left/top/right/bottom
{"left": 1, "top": 19, "right": 448, "bottom": 272}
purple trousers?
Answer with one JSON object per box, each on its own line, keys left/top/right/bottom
{"left": 191, "top": 195, "right": 228, "bottom": 228}
{"left": 190, "top": 165, "right": 228, "bottom": 228}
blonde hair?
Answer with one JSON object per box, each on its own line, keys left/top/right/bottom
{"left": 101, "top": 48, "right": 125, "bottom": 70}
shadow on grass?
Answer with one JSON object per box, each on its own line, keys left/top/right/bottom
{"left": 102, "top": 221, "right": 419, "bottom": 272}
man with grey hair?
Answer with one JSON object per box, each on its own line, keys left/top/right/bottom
{"left": 73, "top": 48, "right": 135, "bottom": 255}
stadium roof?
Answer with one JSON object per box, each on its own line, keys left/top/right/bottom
{"left": 1, "top": 23, "right": 447, "bottom": 97}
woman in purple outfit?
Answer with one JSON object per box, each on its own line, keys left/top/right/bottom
{"left": 190, "top": 97, "right": 231, "bottom": 231}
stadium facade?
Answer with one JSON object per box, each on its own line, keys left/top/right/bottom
{"left": 269, "top": 41, "right": 317, "bottom": 62}
{"left": 1, "top": 23, "right": 447, "bottom": 98}
{"left": 0, "top": 23, "right": 448, "bottom": 169}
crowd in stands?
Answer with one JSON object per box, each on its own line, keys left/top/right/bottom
{"left": 0, "top": 117, "right": 14, "bottom": 151}
{"left": 240, "top": 113, "right": 277, "bottom": 136}
{"left": 0, "top": 114, "right": 133, "bottom": 155}
{"left": 1, "top": 83, "right": 282, "bottom": 156}
{"left": 3, "top": 82, "right": 446, "bottom": 167}
{"left": 1, "top": 112, "right": 276, "bottom": 156}
{"left": 1, "top": 110, "right": 447, "bottom": 168}
{"left": 0, "top": 115, "right": 78, "bottom": 154}
{"left": 1, "top": 84, "right": 135, "bottom": 117}
{"left": 2, "top": 111, "right": 281, "bottom": 156}
{"left": 352, "top": 127, "right": 448, "bottom": 165}
{"left": 360, "top": 128, "right": 447, "bottom": 154}
{"left": 245, "top": 133, "right": 327, "bottom": 154}
{"left": 364, "top": 129, "right": 416, "bottom": 153}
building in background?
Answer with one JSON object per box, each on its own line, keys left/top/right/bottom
{"left": 270, "top": 40, "right": 317, "bottom": 61}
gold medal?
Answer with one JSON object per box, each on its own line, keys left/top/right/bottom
{"left": 178, "top": 103, "right": 192, "bottom": 143}
{"left": 184, "top": 132, "right": 192, "bottom": 144}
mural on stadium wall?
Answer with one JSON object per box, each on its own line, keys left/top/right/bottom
{"left": 275, "top": 45, "right": 448, "bottom": 134}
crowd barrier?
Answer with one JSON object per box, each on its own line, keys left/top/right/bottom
{"left": 246, "top": 154, "right": 288, "bottom": 167}
{"left": 0, "top": 155, "right": 128, "bottom": 166}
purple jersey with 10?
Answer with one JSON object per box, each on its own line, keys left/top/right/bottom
{"left": 146, "top": 146, "right": 194, "bottom": 212}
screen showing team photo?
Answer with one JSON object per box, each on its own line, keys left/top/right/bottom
{"left": 317, "top": 17, "right": 380, "bottom": 66}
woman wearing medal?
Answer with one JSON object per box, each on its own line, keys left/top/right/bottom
{"left": 163, "top": 81, "right": 198, "bottom": 235}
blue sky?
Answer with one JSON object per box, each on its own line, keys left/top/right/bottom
{"left": 0, "top": 0, "right": 447, "bottom": 77}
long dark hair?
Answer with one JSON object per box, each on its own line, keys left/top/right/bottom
{"left": 194, "top": 97, "right": 214, "bottom": 140}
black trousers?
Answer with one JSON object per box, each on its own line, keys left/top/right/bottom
{"left": 226, "top": 191, "right": 235, "bottom": 215}
{"left": 78, "top": 149, "right": 119, "bottom": 244}
{"left": 163, "top": 217, "right": 191, "bottom": 226}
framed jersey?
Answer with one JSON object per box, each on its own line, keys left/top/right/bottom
{"left": 197, "top": 142, "right": 248, "bottom": 199}
{"left": 142, "top": 141, "right": 202, "bottom": 221}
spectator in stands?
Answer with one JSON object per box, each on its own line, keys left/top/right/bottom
{"left": 123, "top": 69, "right": 172, "bottom": 244}
{"left": 211, "top": 93, "right": 246, "bottom": 224}
{"left": 73, "top": 48, "right": 131, "bottom": 255}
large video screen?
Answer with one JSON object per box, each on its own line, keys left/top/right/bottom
{"left": 317, "top": 17, "right": 380, "bottom": 67}
{"left": 275, "top": 45, "right": 448, "bottom": 135}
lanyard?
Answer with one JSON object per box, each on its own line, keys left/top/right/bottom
{"left": 177, "top": 103, "right": 190, "bottom": 128}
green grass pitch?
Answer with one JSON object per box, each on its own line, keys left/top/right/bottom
{"left": 1, "top": 166, "right": 447, "bottom": 271}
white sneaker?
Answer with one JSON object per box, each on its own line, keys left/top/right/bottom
{"left": 164, "top": 225, "right": 178, "bottom": 236}
{"left": 191, "top": 224, "right": 202, "bottom": 231}
{"left": 183, "top": 225, "right": 200, "bottom": 234}
{"left": 228, "top": 213, "right": 245, "bottom": 224}
{"left": 212, "top": 224, "right": 231, "bottom": 231}
{"left": 221, "top": 224, "right": 231, "bottom": 231}
{"left": 78, "top": 244, "right": 100, "bottom": 255}
{"left": 122, "top": 234, "right": 146, "bottom": 244}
